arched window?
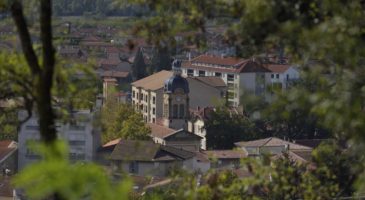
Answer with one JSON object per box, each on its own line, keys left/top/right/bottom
{"left": 179, "top": 104, "right": 185, "bottom": 118}
{"left": 173, "top": 104, "right": 178, "bottom": 118}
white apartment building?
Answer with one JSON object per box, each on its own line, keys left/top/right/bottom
{"left": 18, "top": 110, "right": 100, "bottom": 170}
{"left": 181, "top": 55, "right": 271, "bottom": 106}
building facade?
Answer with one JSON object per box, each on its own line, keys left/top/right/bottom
{"left": 18, "top": 110, "right": 100, "bottom": 169}
{"left": 181, "top": 55, "right": 272, "bottom": 106}
{"left": 131, "top": 69, "right": 226, "bottom": 124}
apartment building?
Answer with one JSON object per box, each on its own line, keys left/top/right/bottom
{"left": 18, "top": 110, "right": 100, "bottom": 169}
{"left": 131, "top": 70, "right": 226, "bottom": 124}
{"left": 181, "top": 55, "right": 272, "bottom": 106}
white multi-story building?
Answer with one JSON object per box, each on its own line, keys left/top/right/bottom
{"left": 181, "top": 55, "right": 300, "bottom": 106}
{"left": 18, "top": 110, "right": 100, "bottom": 169}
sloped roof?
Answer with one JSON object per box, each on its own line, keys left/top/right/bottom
{"left": 102, "top": 138, "right": 121, "bottom": 148}
{"left": 237, "top": 60, "right": 271, "bottom": 73}
{"left": 0, "top": 140, "right": 17, "bottom": 163}
{"left": 235, "top": 137, "right": 312, "bottom": 150}
{"left": 271, "top": 149, "right": 312, "bottom": 164}
{"left": 182, "top": 58, "right": 270, "bottom": 73}
{"left": 131, "top": 70, "right": 173, "bottom": 90}
{"left": 110, "top": 140, "right": 161, "bottom": 161}
{"left": 110, "top": 140, "right": 196, "bottom": 162}
{"left": 161, "top": 146, "right": 195, "bottom": 160}
{"left": 204, "top": 150, "right": 247, "bottom": 159}
{"left": 264, "top": 64, "right": 292, "bottom": 73}
{"left": 148, "top": 123, "right": 176, "bottom": 139}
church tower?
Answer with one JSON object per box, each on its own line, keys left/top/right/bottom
{"left": 163, "top": 60, "right": 190, "bottom": 129}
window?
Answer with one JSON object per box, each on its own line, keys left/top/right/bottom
{"left": 286, "top": 74, "right": 289, "bottom": 80}
{"left": 140, "top": 94, "right": 143, "bottom": 100}
{"left": 198, "top": 70, "right": 205, "bottom": 77}
{"left": 69, "top": 125, "right": 86, "bottom": 131}
{"left": 129, "top": 161, "right": 138, "bottom": 173}
{"left": 152, "top": 107, "right": 156, "bottom": 114}
{"left": 271, "top": 74, "right": 274, "bottom": 79}
{"left": 132, "top": 91, "right": 135, "bottom": 98}
{"left": 187, "top": 69, "right": 194, "bottom": 76}
{"left": 152, "top": 96, "right": 156, "bottom": 104}
{"left": 215, "top": 72, "right": 222, "bottom": 77}
{"left": 173, "top": 104, "right": 178, "bottom": 118}
{"left": 179, "top": 104, "right": 185, "bottom": 118}
{"left": 227, "top": 74, "right": 234, "bottom": 81}
{"left": 152, "top": 118, "right": 156, "bottom": 123}
{"left": 136, "top": 93, "right": 139, "bottom": 100}
{"left": 276, "top": 74, "right": 279, "bottom": 78}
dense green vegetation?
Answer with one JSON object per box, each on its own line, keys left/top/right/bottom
{"left": 101, "top": 98, "right": 150, "bottom": 143}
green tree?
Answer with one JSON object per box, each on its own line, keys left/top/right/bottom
{"left": 101, "top": 100, "right": 150, "bottom": 143}
{"left": 205, "top": 106, "right": 259, "bottom": 149}
{"left": 131, "top": 47, "right": 147, "bottom": 81}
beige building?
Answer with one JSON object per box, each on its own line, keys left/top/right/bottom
{"left": 131, "top": 70, "right": 226, "bottom": 124}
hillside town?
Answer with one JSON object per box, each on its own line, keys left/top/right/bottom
{"left": 0, "top": 1, "right": 364, "bottom": 199}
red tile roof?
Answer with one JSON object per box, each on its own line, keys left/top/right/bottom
{"left": 183, "top": 57, "right": 270, "bottom": 73}
{"left": 264, "top": 64, "right": 291, "bottom": 73}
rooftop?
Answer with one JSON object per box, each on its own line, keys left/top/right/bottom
{"left": 131, "top": 70, "right": 173, "bottom": 91}
{"left": 235, "top": 137, "right": 312, "bottom": 150}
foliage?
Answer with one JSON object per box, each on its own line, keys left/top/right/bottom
{"left": 204, "top": 106, "right": 261, "bottom": 149}
{"left": 13, "top": 140, "right": 132, "bottom": 200}
{"left": 131, "top": 47, "right": 147, "bottom": 81}
{"left": 0, "top": 108, "right": 18, "bottom": 140}
{"left": 150, "top": 47, "right": 172, "bottom": 73}
{"left": 101, "top": 100, "right": 150, "bottom": 143}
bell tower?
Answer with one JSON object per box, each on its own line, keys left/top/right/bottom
{"left": 163, "top": 60, "right": 189, "bottom": 129}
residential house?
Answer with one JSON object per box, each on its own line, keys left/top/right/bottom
{"left": 264, "top": 63, "right": 300, "bottom": 91}
{"left": 181, "top": 55, "right": 271, "bottom": 106}
{"left": 235, "top": 137, "right": 313, "bottom": 163}
{"left": 110, "top": 140, "right": 196, "bottom": 177}
{"left": 203, "top": 150, "right": 246, "bottom": 169}
{"left": 148, "top": 123, "right": 202, "bottom": 152}
{"left": 18, "top": 110, "right": 100, "bottom": 169}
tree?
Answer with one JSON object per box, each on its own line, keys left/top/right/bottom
{"left": 150, "top": 47, "right": 172, "bottom": 72}
{"left": 101, "top": 100, "right": 150, "bottom": 143}
{"left": 204, "top": 106, "right": 260, "bottom": 149}
{"left": 131, "top": 47, "right": 147, "bottom": 81}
